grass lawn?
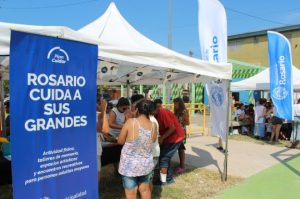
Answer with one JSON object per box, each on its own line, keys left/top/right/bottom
{"left": 0, "top": 164, "right": 242, "bottom": 199}
{"left": 100, "top": 164, "right": 242, "bottom": 199}
{"left": 0, "top": 185, "right": 12, "bottom": 199}
{"left": 229, "top": 134, "right": 290, "bottom": 147}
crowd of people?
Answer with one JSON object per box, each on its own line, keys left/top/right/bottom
{"left": 96, "top": 94, "right": 190, "bottom": 199}
{"left": 233, "top": 98, "right": 300, "bottom": 145}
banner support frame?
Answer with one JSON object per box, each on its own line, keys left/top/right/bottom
{"left": 0, "top": 74, "right": 6, "bottom": 136}
{"left": 222, "top": 79, "right": 231, "bottom": 182}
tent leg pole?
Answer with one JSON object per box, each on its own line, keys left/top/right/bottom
{"left": 163, "top": 84, "right": 167, "bottom": 104}
{"left": 126, "top": 83, "right": 130, "bottom": 98}
{"left": 0, "top": 75, "right": 6, "bottom": 137}
{"left": 139, "top": 85, "right": 143, "bottom": 95}
{"left": 222, "top": 80, "right": 231, "bottom": 182}
{"left": 229, "top": 91, "right": 233, "bottom": 133}
{"left": 191, "top": 83, "right": 195, "bottom": 115}
{"left": 121, "top": 85, "right": 124, "bottom": 97}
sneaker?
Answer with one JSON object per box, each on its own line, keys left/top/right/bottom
{"left": 153, "top": 178, "right": 175, "bottom": 186}
{"left": 166, "top": 178, "right": 175, "bottom": 185}
{"left": 175, "top": 167, "right": 186, "bottom": 174}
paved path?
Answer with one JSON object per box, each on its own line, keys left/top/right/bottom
{"left": 213, "top": 154, "right": 300, "bottom": 199}
{"left": 173, "top": 135, "right": 300, "bottom": 178}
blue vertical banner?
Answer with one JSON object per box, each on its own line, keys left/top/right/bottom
{"left": 198, "top": 0, "right": 227, "bottom": 63}
{"left": 268, "top": 31, "right": 293, "bottom": 120}
{"left": 10, "top": 31, "right": 99, "bottom": 199}
{"left": 253, "top": 90, "right": 261, "bottom": 102}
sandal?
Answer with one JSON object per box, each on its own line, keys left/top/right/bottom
{"left": 175, "top": 167, "right": 186, "bottom": 174}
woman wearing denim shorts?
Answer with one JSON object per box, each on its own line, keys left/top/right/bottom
{"left": 118, "top": 100, "right": 157, "bottom": 199}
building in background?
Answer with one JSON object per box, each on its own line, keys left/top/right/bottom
{"left": 228, "top": 25, "right": 300, "bottom": 68}
{"left": 202, "top": 59, "right": 264, "bottom": 105}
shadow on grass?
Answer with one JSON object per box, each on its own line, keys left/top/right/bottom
{"left": 99, "top": 162, "right": 199, "bottom": 199}
{"left": 229, "top": 134, "right": 290, "bottom": 147}
{"left": 0, "top": 185, "right": 12, "bottom": 199}
{"left": 100, "top": 145, "right": 229, "bottom": 199}
{"left": 271, "top": 148, "right": 300, "bottom": 176}
{"left": 0, "top": 163, "right": 242, "bottom": 199}
{"left": 189, "top": 146, "right": 222, "bottom": 176}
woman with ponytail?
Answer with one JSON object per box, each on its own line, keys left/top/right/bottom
{"left": 173, "top": 97, "right": 190, "bottom": 174}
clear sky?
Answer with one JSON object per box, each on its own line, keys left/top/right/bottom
{"left": 1, "top": 0, "right": 300, "bottom": 57}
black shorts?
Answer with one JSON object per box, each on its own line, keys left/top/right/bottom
{"left": 178, "top": 142, "right": 186, "bottom": 150}
{"left": 272, "top": 116, "right": 283, "bottom": 125}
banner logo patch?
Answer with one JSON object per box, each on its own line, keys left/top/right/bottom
{"left": 210, "top": 85, "right": 224, "bottom": 107}
{"left": 47, "top": 46, "right": 70, "bottom": 64}
{"left": 272, "top": 87, "right": 288, "bottom": 100}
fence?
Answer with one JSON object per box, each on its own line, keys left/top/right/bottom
{"left": 162, "top": 103, "right": 206, "bottom": 137}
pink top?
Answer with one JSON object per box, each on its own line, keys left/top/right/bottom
{"left": 118, "top": 119, "right": 154, "bottom": 177}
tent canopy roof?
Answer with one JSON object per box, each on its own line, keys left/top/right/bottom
{"left": 79, "top": 2, "right": 232, "bottom": 84}
{"left": 231, "top": 65, "right": 300, "bottom": 91}
{"left": 0, "top": 22, "right": 100, "bottom": 79}
{"left": 0, "top": 2, "right": 232, "bottom": 84}
{"left": 0, "top": 22, "right": 100, "bottom": 56}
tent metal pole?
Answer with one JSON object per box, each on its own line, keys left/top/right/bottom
{"left": 222, "top": 80, "right": 231, "bottom": 182}
{"left": 191, "top": 83, "right": 195, "bottom": 115}
{"left": 229, "top": 91, "right": 233, "bottom": 134}
{"left": 139, "top": 85, "right": 143, "bottom": 95}
{"left": 0, "top": 75, "right": 6, "bottom": 136}
{"left": 163, "top": 84, "right": 167, "bottom": 104}
{"left": 126, "top": 80, "right": 130, "bottom": 98}
{"left": 121, "top": 85, "right": 124, "bottom": 97}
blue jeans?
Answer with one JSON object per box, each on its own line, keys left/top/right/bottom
{"left": 254, "top": 123, "right": 265, "bottom": 138}
{"left": 159, "top": 141, "right": 182, "bottom": 183}
{"left": 121, "top": 173, "right": 152, "bottom": 189}
{"left": 291, "top": 116, "right": 300, "bottom": 141}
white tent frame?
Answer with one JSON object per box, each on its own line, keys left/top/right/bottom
{"left": 78, "top": 2, "right": 232, "bottom": 86}
{"left": 0, "top": 2, "right": 233, "bottom": 182}
{"left": 231, "top": 66, "right": 300, "bottom": 91}
{"left": 78, "top": 2, "right": 232, "bottom": 181}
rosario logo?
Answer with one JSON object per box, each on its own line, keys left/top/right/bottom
{"left": 47, "top": 47, "right": 69, "bottom": 64}
{"left": 210, "top": 36, "right": 219, "bottom": 62}
{"left": 272, "top": 86, "right": 288, "bottom": 100}
{"left": 210, "top": 85, "right": 224, "bottom": 107}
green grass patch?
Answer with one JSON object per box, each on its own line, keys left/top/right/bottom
{"left": 229, "top": 134, "right": 289, "bottom": 147}
{"left": 100, "top": 164, "right": 242, "bottom": 199}
{"left": 0, "top": 164, "right": 242, "bottom": 199}
{"left": 213, "top": 154, "right": 300, "bottom": 199}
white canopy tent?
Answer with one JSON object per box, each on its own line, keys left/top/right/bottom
{"left": 80, "top": 3, "right": 232, "bottom": 182}
{"left": 0, "top": 22, "right": 100, "bottom": 80}
{"left": 0, "top": 2, "right": 233, "bottom": 182}
{"left": 79, "top": 2, "right": 232, "bottom": 85}
{"left": 231, "top": 66, "right": 300, "bottom": 91}
{"left": 0, "top": 3, "right": 232, "bottom": 85}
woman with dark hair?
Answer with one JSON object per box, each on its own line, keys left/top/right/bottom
{"left": 269, "top": 104, "right": 283, "bottom": 144}
{"left": 108, "top": 97, "right": 130, "bottom": 139}
{"left": 125, "top": 94, "right": 145, "bottom": 119}
{"left": 235, "top": 103, "right": 246, "bottom": 121}
{"left": 118, "top": 100, "right": 157, "bottom": 199}
{"left": 173, "top": 97, "right": 190, "bottom": 174}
